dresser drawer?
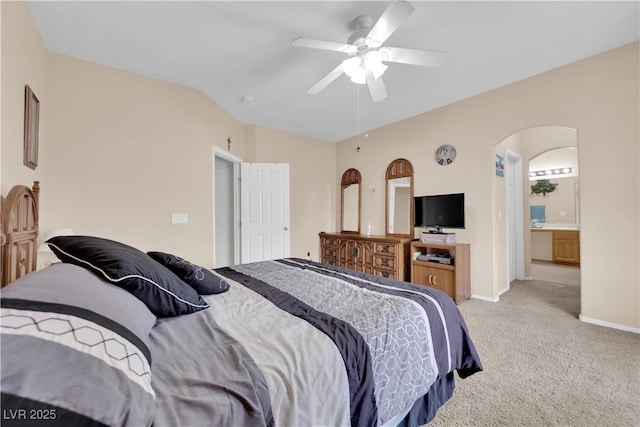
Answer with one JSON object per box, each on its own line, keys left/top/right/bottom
{"left": 323, "top": 247, "right": 338, "bottom": 259}
{"left": 373, "top": 269, "right": 396, "bottom": 280}
{"left": 322, "top": 237, "right": 340, "bottom": 248}
{"left": 373, "top": 255, "right": 396, "bottom": 271}
{"left": 374, "top": 242, "right": 397, "bottom": 256}
{"left": 323, "top": 258, "right": 338, "bottom": 267}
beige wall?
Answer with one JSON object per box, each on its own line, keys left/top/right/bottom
{"left": 43, "top": 52, "right": 246, "bottom": 266}
{"left": 337, "top": 42, "right": 639, "bottom": 331}
{"left": 531, "top": 231, "right": 554, "bottom": 261}
{"left": 8, "top": 50, "right": 335, "bottom": 266}
{"left": 1, "top": 0, "right": 48, "bottom": 193}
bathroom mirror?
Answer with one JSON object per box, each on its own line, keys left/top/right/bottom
{"left": 341, "top": 168, "right": 361, "bottom": 233}
{"left": 385, "top": 158, "right": 414, "bottom": 237}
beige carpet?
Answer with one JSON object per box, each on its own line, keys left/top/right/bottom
{"left": 428, "top": 279, "right": 640, "bottom": 426}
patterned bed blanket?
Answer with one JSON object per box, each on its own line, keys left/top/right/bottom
{"left": 0, "top": 259, "right": 481, "bottom": 426}
{"left": 1, "top": 298, "right": 155, "bottom": 426}
{"left": 150, "top": 258, "right": 482, "bottom": 427}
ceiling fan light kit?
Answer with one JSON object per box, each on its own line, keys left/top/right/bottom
{"left": 292, "top": 0, "right": 447, "bottom": 102}
{"left": 342, "top": 52, "right": 388, "bottom": 84}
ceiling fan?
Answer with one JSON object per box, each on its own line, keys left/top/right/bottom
{"left": 292, "top": 0, "right": 447, "bottom": 102}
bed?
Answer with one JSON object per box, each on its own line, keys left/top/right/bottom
{"left": 0, "top": 182, "right": 482, "bottom": 427}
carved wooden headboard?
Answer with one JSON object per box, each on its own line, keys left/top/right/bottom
{"left": 1, "top": 181, "right": 40, "bottom": 287}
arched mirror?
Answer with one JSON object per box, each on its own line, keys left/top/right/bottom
{"left": 341, "top": 168, "right": 361, "bottom": 233}
{"left": 385, "top": 158, "right": 414, "bottom": 237}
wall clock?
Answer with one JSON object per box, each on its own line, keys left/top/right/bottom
{"left": 435, "top": 144, "right": 457, "bottom": 166}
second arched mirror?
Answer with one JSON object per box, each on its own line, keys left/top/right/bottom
{"left": 385, "top": 158, "right": 414, "bottom": 237}
{"left": 341, "top": 168, "right": 361, "bottom": 233}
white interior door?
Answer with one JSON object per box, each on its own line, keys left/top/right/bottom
{"left": 506, "top": 149, "right": 525, "bottom": 283}
{"left": 507, "top": 156, "right": 517, "bottom": 283}
{"left": 241, "top": 163, "right": 290, "bottom": 263}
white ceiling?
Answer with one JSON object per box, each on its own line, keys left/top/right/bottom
{"left": 26, "top": 1, "right": 639, "bottom": 142}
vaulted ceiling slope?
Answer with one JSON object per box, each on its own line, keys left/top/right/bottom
{"left": 27, "top": 1, "right": 639, "bottom": 142}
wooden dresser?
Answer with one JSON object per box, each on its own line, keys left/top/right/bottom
{"left": 319, "top": 232, "right": 413, "bottom": 281}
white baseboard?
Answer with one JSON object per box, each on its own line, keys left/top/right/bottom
{"left": 524, "top": 276, "right": 533, "bottom": 280}
{"left": 498, "top": 286, "right": 510, "bottom": 296}
{"left": 471, "top": 294, "right": 499, "bottom": 302}
{"left": 472, "top": 285, "right": 508, "bottom": 301}
{"left": 579, "top": 315, "right": 640, "bottom": 334}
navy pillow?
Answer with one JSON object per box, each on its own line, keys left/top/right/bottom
{"left": 147, "top": 251, "right": 230, "bottom": 295}
{"left": 46, "top": 235, "right": 209, "bottom": 318}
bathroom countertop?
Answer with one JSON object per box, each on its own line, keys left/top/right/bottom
{"left": 530, "top": 224, "right": 580, "bottom": 232}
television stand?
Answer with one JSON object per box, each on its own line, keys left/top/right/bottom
{"left": 410, "top": 241, "right": 470, "bottom": 302}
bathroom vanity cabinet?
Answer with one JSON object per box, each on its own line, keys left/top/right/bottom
{"left": 551, "top": 230, "right": 580, "bottom": 266}
{"left": 531, "top": 227, "right": 580, "bottom": 266}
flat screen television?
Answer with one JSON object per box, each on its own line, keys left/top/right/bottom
{"left": 414, "top": 193, "right": 465, "bottom": 231}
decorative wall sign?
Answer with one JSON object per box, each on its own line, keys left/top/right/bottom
{"left": 24, "top": 85, "right": 40, "bottom": 170}
{"left": 495, "top": 154, "right": 504, "bottom": 177}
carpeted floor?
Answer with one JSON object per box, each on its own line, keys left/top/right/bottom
{"left": 428, "top": 279, "right": 640, "bottom": 426}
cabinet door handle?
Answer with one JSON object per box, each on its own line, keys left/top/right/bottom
{"left": 433, "top": 275, "right": 438, "bottom": 286}
{"left": 427, "top": 274, "right": 433, "bottom": 285}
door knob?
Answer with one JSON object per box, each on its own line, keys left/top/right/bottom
{"left": 284, "top": 226, "right": 289, "bottom": 231}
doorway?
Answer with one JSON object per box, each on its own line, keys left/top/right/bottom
{"left": 506, "top": 149, "right": 524, "bottom": 285}
{"left": 213, "top": 147, "right": 241, "bottom": 267}
{"left": 529, "top": 146, "right": 581, "bottom": 280}
{"left": 213, "top": 148, "right": 291, "bottom": 267}
{"left": 498, "top": 126, "right": 580, "bottom": 303}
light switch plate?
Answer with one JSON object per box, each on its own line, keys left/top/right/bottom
{"left": 172, "top": 213, "right": 188, "bottom": 224}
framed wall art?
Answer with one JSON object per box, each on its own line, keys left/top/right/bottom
{"left": 24, "top": 85, "right": 40, "bottom": 170}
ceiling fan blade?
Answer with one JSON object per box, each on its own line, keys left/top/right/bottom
{"left": 308, "top": 63, "right": 346, "bottom": 95}
{"left": 383, "top": 46, "right": 448, "bottom": 67}
{"left": 366, "top": 1, "right": 415, "bottom": 47}
{"left": 365, "top": 70, "right": 388, "bottom": 102}
{"left": 292, "top": 37, "right": 356, "bottom": 54}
